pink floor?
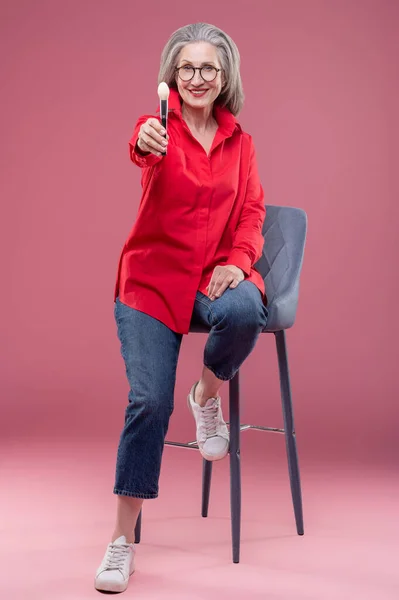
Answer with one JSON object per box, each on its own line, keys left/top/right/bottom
{"left": 2, "top": 436, "right": 398, "bottom": 599}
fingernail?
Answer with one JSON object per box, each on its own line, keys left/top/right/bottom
{"left": 160, "top": 129, "right": 166, "bottom": 135}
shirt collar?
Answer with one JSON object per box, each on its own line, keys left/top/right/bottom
{"left": 156, "top": 87, "right": 241, "bottom": 136}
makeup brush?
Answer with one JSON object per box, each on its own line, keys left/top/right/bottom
{"left": 157, "top": 82, "right": 170, "bottom": 156}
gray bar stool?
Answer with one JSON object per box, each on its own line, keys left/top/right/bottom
{"left": 134, "top": 205, "right": 308, "bottom": 563}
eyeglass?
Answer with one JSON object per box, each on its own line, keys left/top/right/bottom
{"left": 175, "top": 65, "right": 222, "bottom": 82}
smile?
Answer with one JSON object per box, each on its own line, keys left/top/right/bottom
{"left": 188, "top": 89, "right": 209, "bottom": 97}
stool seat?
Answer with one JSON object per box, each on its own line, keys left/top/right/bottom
{"left": 190, "top": 322, "right": 272, "bottom": 334}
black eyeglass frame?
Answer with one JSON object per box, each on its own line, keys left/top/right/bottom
{"left": 175, "top": 66, "right": 222, "bottom": 82}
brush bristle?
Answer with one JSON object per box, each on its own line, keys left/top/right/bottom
{"left": 157, "top": 82, "right": 170, "bottom": 100}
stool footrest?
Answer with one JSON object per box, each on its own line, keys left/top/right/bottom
{"left": 165, "top": 423, "right": 288, "bottom": 448}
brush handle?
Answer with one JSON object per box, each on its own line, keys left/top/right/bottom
{"left": 160, "top": 99, "right": 168, "bottom": 156}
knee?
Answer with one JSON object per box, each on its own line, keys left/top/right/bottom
{"left": 126, "top": 386, "right": 174, "bottom": 421}
{"left": 215, "top": 295, "right": 267, "bottom": 333}
{"left": 214, "top": 302, "right": 267, "bottom": 335}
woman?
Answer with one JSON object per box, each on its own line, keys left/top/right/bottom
{"left": 95, "top": 22, "right": 268, "bottom": 593}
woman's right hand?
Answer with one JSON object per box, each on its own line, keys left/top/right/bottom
{"left": 137, "top": 118, "right": 169, "bottom": 156}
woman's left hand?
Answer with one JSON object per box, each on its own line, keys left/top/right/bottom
{"left": 206, "top": 265, "right": 245, "bottom": 301}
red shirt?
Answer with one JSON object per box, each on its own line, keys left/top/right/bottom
{"left": 114, "top": 89, "right": 267, "bottom": 334}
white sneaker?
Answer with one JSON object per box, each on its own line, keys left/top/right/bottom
{"left": 94, "top": 535, "right": 135, "bottom": 593}
{"left": 187, "top": 382, "right": 230, "bottom": 461}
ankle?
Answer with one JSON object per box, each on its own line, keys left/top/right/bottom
{"left": 111, "top": 531, "right": 134, "bottom": 544}
{"left": 195, "top": 382, "right": 218, "bottom": 407}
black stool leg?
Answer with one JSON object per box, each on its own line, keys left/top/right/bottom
{"left": 275, "top": 330, "right": 304, "bottom": 535}
{"left": 202, "top": 458, "right": 213, "bottom": 517}
{"left": 229, "top": 370, "right": 241, "bottom": 563}
{"left": 134, "top": 508, "right": 142, "bottom": 544}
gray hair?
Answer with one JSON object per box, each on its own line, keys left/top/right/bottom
{"left": 158, "top": 23, "right": 244, "bottom": 116}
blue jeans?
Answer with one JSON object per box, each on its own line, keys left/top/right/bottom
{"left": 113, "top": 281, "right": 268, "bottom": 499}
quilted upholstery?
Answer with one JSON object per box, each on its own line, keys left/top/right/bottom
{"left": 190, "top": 205, "right": 307, "bottom": 334}
{"left": 255, "top": 205, "right": 307, "bottom": 332}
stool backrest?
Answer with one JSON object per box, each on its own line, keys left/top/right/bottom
{"left": 254, "top": 205, "right": 307, "bottom": 331}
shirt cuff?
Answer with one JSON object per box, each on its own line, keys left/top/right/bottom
{"left": 129, "top": 141, "right": 163, "bottom": 168}
{"left": 226, "top": 249, "right": 251, "bottom": 277}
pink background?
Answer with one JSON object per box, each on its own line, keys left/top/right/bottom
{"left": 1, "top": 0, "right": 398, "bottom": 466}
{"left": 2, "top": 3, "right": 399, "bottom": 599}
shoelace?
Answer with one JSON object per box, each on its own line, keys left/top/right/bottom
{"left": 201, "top": 400, "right": 219, "bottom": 438}
{"left": 104, "top": 544, "right": 131, "bottom": 570}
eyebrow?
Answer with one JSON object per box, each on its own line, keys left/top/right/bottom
{"left": 179, "top": 60, "right": 217, "bottom": 67}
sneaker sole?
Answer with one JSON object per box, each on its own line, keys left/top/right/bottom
{"left": 187, "top": 393, "right": 229, "bottom": 462}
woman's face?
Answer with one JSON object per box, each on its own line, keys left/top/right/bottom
{"left": 175, "top": 42, "right": 224, "bottom": 111}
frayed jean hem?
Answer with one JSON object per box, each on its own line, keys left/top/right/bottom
{"left": 113, "top": 488, "right": 158, "bottom": 499}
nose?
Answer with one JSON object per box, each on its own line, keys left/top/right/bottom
{"left": 192, "top": 69, "right": 203, "bottom": 85}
